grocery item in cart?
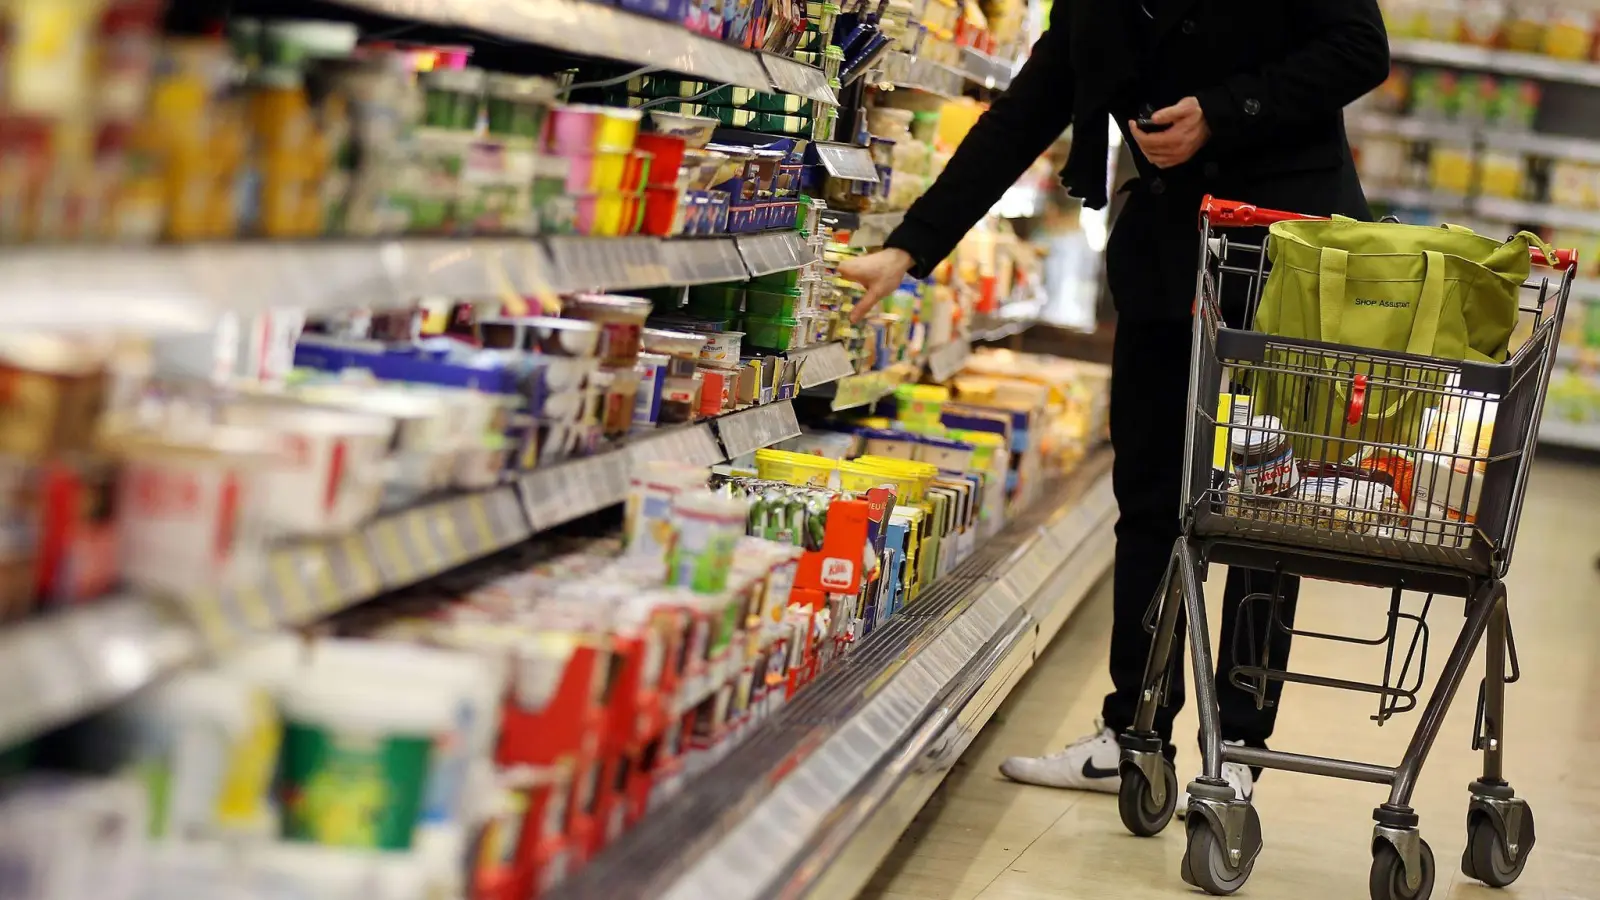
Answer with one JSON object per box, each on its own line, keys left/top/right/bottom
{"left": 1228, "top": 415, "right": 1300, "bottom": 498}
{"left": 1287, "top": 473, "right": 1407, "bottom": 534}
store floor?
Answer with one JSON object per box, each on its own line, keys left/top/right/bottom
{"left": 863, "top": 457, "right": 1600, "bottom": 900}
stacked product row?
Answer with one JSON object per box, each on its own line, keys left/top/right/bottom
{"left": 0, "top": 348, "right": 1111, "bottom": 900}
{"left": 0, "top": 233, "right": 842, "bottom": 619}
{"left": 1382, "top": 0, "right": 1600, "bottom": 59}
{"left": 0, "top": 2, "right": 840, "bottom": 243}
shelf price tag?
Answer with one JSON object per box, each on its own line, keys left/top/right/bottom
{"left": 518, "top": 451, "right": 632, "bottom": 533}
{"left": 925, "top": 339, "right": 971, "bottom": 383}
{"left": 325, "top": 532, "right": 383, "bottom": 608}
{"left": 715, "top": 400, "right": 801, "bottom": 459}
{"left": 761, "top": 53, "right": 838, "bottom": 103}
{"left": 813, "top": 143, "right": 881, "bottom": 183}
{"left": 792, "top": 342, "right": 855, "bottom": 388}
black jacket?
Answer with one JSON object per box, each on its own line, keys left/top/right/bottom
{"left": 884, "top": 0, "right": 1391, "bottom": 320}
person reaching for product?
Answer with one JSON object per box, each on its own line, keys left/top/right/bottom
{"left": 840, "top": 0, "right": 1389, "bottom": 809}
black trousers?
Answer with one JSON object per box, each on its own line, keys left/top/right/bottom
{"left": 1099, "top": 316, "right": 1301, "bottom": 752}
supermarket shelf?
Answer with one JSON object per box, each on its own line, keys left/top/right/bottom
{"left": 1475, "top": 196, "right": 1600, "bottom": 231}
{"left": 813, "top": 143, "right": 881, "bottom": 183}
{"left": 1364, "top": 185, "right": 1472, "bottom": 213}
{"left": 877, "top": 51, "right": 965, "bottom": 98}
{"left": 789, "top": 340, "right": 855, "bottom": 388}
{"left": 807, "top": 362, "right": 918, "bottom": 410}
{"left": 712, "top": 398, "right": 802, "bottom": 458}
{"left": 0, "top": 234, "right": 814, "bottom": 328}
{"left": 1350, "top": 112, "right": 1600, "bottom": 166}
{"left": 736, "top": 231, "right": 811, "bottom": 277}
{"left": 550, "top": 449, "right": 1116, "bottom": 900}
{"left": 0, "top": 596, "right": 202, "bottom": 748}
{"left": 1389, "top": 39, "right": 1600, "bottom": 89}
{"left": 1346, "top": 111, "right": 1477, "bottom": 144}
{"left": 520, "top": 401, "right": 798, "bottom": 527}
{"left": 0, "top": 406, "right": 800, "bottom": 747}
{"left": 329, "top": 0, "right": 841, "bottom": 101}
{"left": 924, "top": 338, "right": 971, "bottom": 383}
{"left": 1540, "top": 417, "right": 1600, "bottom": 450}
{"left": 971, "top": 313, "right": 1037, "bottom": 342}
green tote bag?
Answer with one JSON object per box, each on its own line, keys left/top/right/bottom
{"left": 1250, "top": 219, "right": 1551, "bottom": 464}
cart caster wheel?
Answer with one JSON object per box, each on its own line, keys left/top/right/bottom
{"left": 1182, "top": 816, "right": 1256, "bottom": 895}
{"left": 1463, "top": 808, "right": 1533, "bottom": 888}
{"left": 1118, "top": 757, "right": 1178, "bottom": 837}
{"left": 1370, "top": 839, "right": 1435, "bottom": 900}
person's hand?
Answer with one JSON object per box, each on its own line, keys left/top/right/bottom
{"left": 839, "top": 248, "right": 914, "bottom": 323}
{"left": 1129, "top": 96, "right": 1210, "bottom": 169}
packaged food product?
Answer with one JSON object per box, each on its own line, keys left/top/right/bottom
{"left": 1409, "top": 69, "right": 1460, "bottom": 120}
{"left": 670, "top": 493, "right": 747, "bottom": 593}
{"left": 1228, "top": 415, "right": 1300, "bottom": 497}
{"left": 1543, "top": 8, "right": 1596, "bottom": 59}
{"left": 564, "top": 294, "right": 653, "bottom": 367}
{"left": 1494, "top": 77, "right": 1543, "bottom": 131}
{"left": 1477, "top": 149, "right": 1526, "bottom": 199}
{"left": 1503, "top": 5, "right": 1548, "bottom": 52}
{"left": 277, "top": 675, "right": 455, "bottom": 851}
{"left": 1459, "top": 0, "right": 1507, "bottom": 45}
{"left": 1428, "top": 141, "right": 1475, "bottom": 195}
{"left": 1289, "top": 475, "right": 1406, "bottom": 534}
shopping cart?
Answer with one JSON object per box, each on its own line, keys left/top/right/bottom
{"left": 1113, "top": 196, "right": 1574, "bottom": 899}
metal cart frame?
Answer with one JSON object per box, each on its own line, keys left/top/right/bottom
{"left": 1113, "top": 196, "right": 1574, "bottom": 900}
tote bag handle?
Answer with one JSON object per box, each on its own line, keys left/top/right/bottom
{"left": 1315, "top": 248, "right": 1445, "bottom": 355}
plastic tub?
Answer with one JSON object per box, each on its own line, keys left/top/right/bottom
{"left": 745, "top": 286, "right": 802, "bottom": 317}
{"left": 646, "top": 110, "right": 719, "bottom": 147}
{"left": 699, "top": 330, "right": 744, "bottom": 364}
{"left": 742, "top": 314, "right": 802, "bottom": 350}
{"left": 591, "top": 151, "right": 627, "bottom": 191}
{"left": 596, "top": 106, "right": 643, "bottom": 152}
{"left": 548, "top": 104, "right": 606, "bottom": 154}
{"left": 622, "top": 150, "right": 654, "bottom": 193}
{"left": 476, "top": 316, "right": 601, "bottom": 356}
{"left": 642, "top": 186, "right": 681, "bottom": 235}
{"left": 642, "top": 328, "right": 709, "bottom": 358}
{"left": 687, "top": 283, "right": 744, "bottom": 318}
{"left": 635, "top": 133, "right": 688, "bottom": 187}
{"left": 565, "top": 293, "right": 654, "bottom": 366}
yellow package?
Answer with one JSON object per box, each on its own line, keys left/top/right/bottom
{"left": 755, "top": 448, "right": 836, "bottom": 488}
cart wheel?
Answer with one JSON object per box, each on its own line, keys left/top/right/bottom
{"left": 1117, "top": 758, "right": 1178, "bottom": 837}
{"left": 1370, "top": 839, "right": 1435, "bottom": 900}
{"left": 1182, "top": 816, "right": 1256, "bottom": 895}
{"left": 1462, "top": 811, "right": 1532, "bottom": 888}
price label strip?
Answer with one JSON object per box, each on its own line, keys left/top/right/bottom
{"left": 367, "top": 514, "right": 423, "bottom": 588}
{"left": 628, "top": 424, "right": 723, "bottom": 470}
{"left": 518, "top": 450, "right": 632, "bottom": 533}
{"left": 926, "top": 339, "right": 972, "bottom": 383}
{"left": 715, "top": 400, "right": 801, "bottom": 459}
{"left": 484, "top": 486, "right": 534, "bottom": 545}
{"left": 617, "top": 237, "right": 671, "bottom": 288}
{"left": 324, "top": 531, "right": 384, "bottom": 610}
{"left": 761, "top": 53, "right": 838, "bottom": 104}
{"left": 813, "top": 143, "right": 881, "bottom": 183}
{"left": 663, "top": 238, "right": 751, "bottom": 285}
{"left": 736, "top": 232, "right": 810, "bottom": 276}
{"left": 792, "top": 341, "right": 855, "bottom": 388}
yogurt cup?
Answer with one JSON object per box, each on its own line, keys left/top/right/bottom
{"left": 698, "top": 330, "right": 744, "bottom": 365}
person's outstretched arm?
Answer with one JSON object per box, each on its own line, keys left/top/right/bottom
{"left": 842, "top": 6, "right": 1075, "bottom": 320}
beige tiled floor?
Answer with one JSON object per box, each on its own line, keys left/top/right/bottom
{"left": 864, "top": 458, "right": 1600, "bottom": 900}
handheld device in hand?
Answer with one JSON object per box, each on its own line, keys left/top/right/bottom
{"left": 1136, "top": 105, "right": 1172, "bottom": 133}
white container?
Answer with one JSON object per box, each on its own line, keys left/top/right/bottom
{"left": 699, "top": 331, "right": 744, "bottom": 365}
{"left": 131, "top": 669, "right": 282, "bottom": 841}
{"left": 277, "top": 672, "right": 459, "bottom": 851}
{"left": 222, "top": 401, "right": 396, "bottom": 537}
{"left": 117, "top": 427, "right": 276, "bottom": 596}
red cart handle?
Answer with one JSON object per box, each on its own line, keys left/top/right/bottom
{"left": 1347, "top": 374, "right": 1367, "bottom": 426}
{"left": 1199, "top": 195, "right": 1579, "bottom": 270}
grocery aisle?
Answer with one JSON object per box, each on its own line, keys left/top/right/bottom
{"left": 864, "top": 457, "right": 1600, "bottom": 900}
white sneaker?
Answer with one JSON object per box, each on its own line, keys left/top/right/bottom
{"left": 1177, "top": 740, "right": 1255, "bottom": 818}
{"left": 998, "top": 720, "right": 1122, "bottom": 792}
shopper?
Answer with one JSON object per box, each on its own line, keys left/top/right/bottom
{"left": 841, "top": 1, "right": 1390, "bottom": 804}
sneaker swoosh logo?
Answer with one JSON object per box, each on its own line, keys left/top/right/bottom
{"left": 1081, "top": 759, "right": 1120, "bottom": 780}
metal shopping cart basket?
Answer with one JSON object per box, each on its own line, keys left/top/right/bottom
{"left": 1113, "top": 197, "right": 1576, "bottom": 899}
